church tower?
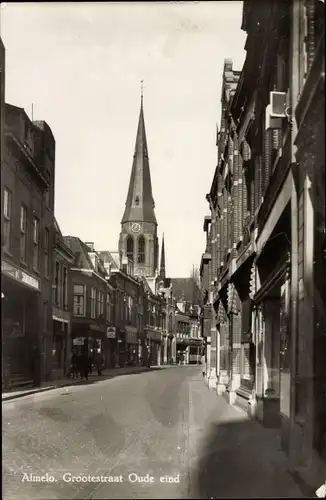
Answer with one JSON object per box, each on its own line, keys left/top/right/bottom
{"left": 119, "top": 86, "right": 159, "bottom": 278}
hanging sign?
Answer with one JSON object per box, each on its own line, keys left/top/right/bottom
{"left": 107, "top": 326, "right": 116, "bottom": 339}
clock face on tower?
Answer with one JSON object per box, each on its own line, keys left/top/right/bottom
{"left": 131, "top": 223, "right": 141, "bottom": 233}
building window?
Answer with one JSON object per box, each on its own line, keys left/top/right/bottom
{"left": 3, "top": 188, "right": 12, "bottom": 252}
{"left": 138, "top": 236, "right": 145, "bottom": 263}
{"left": 73, "top": 285, "right": 85, "bottom": 316}
{"left": 44, "top": 228, "right": 50, "bottom": 277}
{"left": 135, "top": 196, "right": 140, "bottom": 206}
{"left": 126, "top": 236, "right": 134, "bottom": 261}
{"left": 33, "top": 217, "right": 40, "bottom": 270}
{"left": 97, "top": 290, "right": 104, "bottom": 317}
{"left": 106, "top": 293, "right": 112, "bottom": 323}
{"left": 169, "top": 313, "right": 173, "bottom": 333}
{"left": 91, "top": 287, "right": 96, "bottom": 318}
{"left": 20, "top": 205, "right": 28, "bottom": 262}
{"left": 54, "top": 261, "right": 60, "bottom": 306}
{"left": 44, "top": 189, "right": 50, "bottom": 208}
{"left": 62, "top": 267, "right": 68, "bottom": 309}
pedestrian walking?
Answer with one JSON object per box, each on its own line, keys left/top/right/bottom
{"left": 95, "top": 349, "right": 102, "bottom": 376}
{"left": 83, "top": 351, "right": 89, "bottom": 380}
{"left": 201, "top": 354, "right": 206, "bottom": 377}
{"left": 71, "top": 350, "right": 79, "bottom": 379}
{"left": 88, "top": 355, "right": 93, "bottom": 375}
{"left": 76, "top": 352, "right": 83, "bottom": 379}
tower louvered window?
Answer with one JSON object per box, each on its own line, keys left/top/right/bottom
{"left": 126, "top": 236, "right": 134, "bottom": 261}
{"left": 138, "top": 236, "right": 145, "bottom": 264}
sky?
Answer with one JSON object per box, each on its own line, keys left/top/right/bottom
{"left": 1, "top": 1, "right": 246, "bottom": 278}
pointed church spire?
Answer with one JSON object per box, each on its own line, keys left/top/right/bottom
{"left": 159, "top": 233, "right": 166, "bottom": 279}
{"left": 121, "top": 85, "right": 157, "bottom": 225}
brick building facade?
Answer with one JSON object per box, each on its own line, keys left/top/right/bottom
{"left": 202, "top": 0, "right": 325, "bottom": 490}
{"left": 52, "top": 218, "right": 75, "bottom": 379}
{"left": 2, "top": 102, "right": 56, "bottom": 388}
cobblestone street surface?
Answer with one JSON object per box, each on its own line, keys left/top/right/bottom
{"left": 3, "top": 366, "right": 304, "bottom": 499}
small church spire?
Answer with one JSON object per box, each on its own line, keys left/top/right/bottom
{"left": 159, "top": 233, "right": 166, "bottom": 280}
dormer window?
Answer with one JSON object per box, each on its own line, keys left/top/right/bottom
{"left": 135, "top": 196, "right": 140, "bottom": 206}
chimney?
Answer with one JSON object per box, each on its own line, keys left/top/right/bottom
{"left": 85, "top": 242, "right": 94, "bottom": 252}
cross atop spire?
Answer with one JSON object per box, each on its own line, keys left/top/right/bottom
{"left": 141, "top": 80, "right": 144, "bottom": 106}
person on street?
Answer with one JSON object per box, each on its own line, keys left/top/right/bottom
{"left": 71, "top": 350, "right": 79, "bottom": 379}
{"left": 76, "top": 352, "right": 82, "bottom": 379}
{"left": 79, "top": 351, "right": 88, "bottom": 380}
{"left": 95, "top": 349, "right": 102, "bottom": 376}
{"left": 88, "top": 355, "right": 93, "bottom": 375}
{"left": 201, "top": 353, "right": 206, "bottom": 377}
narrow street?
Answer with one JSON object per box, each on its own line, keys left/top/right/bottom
{"left": 3, "top": 366, "right": 303, "bottom": 499}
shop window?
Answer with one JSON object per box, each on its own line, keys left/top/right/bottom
{"left": 3, "top": 188, "right": 12, "bottom": 252}
{"left": 263, "top": 299, "right": 281, "bottom": 398}
{"left": 33, "top": 217, "right": 40, "bottom": 270}
{"left": 241, "top": 342, "right": 254, "bottom": 386}
{"left": 138, "top": 236, "right": 145, "bottom": 263}
{"left": 20, "top": 205, "right": 28, "bottom": 262}
{"left": 73, "top": 285, "right": 86, "bottom": 316}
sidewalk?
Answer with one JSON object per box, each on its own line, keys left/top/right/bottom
{"left": 189, "top": 371, "right": 308, "bottom": 498}
{"left": 2, "top": 365, "right": 158, "bottom": 402}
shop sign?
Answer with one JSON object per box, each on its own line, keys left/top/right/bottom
{"left": 107, "top": 326, "right": 116, "bottom": 339}
{"left": 73, "top": 337, "right": 85, "bottom": 346}
{"left": 146, "top": 330, "right": 161, "bottom": 341}
{"left": 89, "top": 323, "right": 103, "bottom": 332}
{"left": 20, "top": 272, "right": 39, "bottom": 290}
{"left": 126, "top": 330, "right": 138, "bottom": 344}
{"left": 2, "top": 261, "right": 40, "bottom": 290}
